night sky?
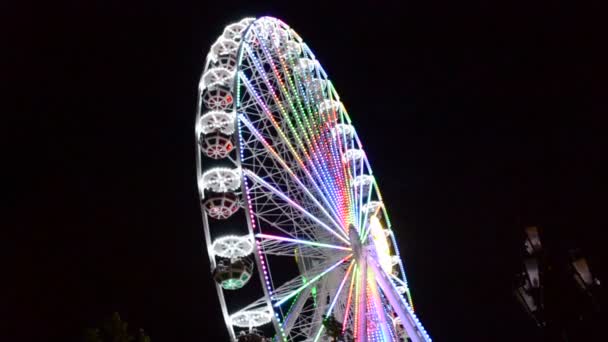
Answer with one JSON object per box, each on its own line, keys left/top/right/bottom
{"left": 6, "top": 1, "right": 604, "bottom": 341}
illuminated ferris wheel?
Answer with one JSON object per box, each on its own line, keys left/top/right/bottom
{"left": 195, "top": 16, "right": 431, "bottom": 342}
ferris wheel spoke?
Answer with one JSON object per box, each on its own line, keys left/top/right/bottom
{"left": 355, "top": 156, "right": 366, "bottom": 232}
{"left": 287, "top": 71, "right": 342, "bottom": 201}
{"left": 240, "top": 49, "right": 315, "bottom": 166}
{"left": 244, "top": 169, "right": 350, "bottom": 245}
{"left": 311, "top": 260, "right": 355, "bottom": 342}
{"left": 247, "top": 178, "right": 343, "bottom": 245}
{"left": 245, "top": 32, "right": 317, "bottom": 150}
{"left": 358, "top": 188, "right": 377, "bottom": 242}
{"left": 265, "top": 254, "right": 351, "bottom": 315}
{"left": 273, "top": 254, "right": 352, "bottom": 307}
{"left": 238, "top": 76, "right": 344, "bottom": 226}
{"left": 252, "top": 205, "right": 319, "bottom": 242}
{"left": 256, "top": 233, "right": 352, "bottom": 252}
{"left": 286, "top": 304, "right": 324, "bottom": 340}
{"left": 355, "top": 252, "right": 367, "bottom": 342}
{"left": 239, "top": 113, "right": 345, "bottom": 232}
{"left": 366, "top": 265, "right": 393, "bottom": 342}
{"left": 341, "top": 263, "right": 357, "bottom": 335}
{"left": 256, "top": 231, "right": 350, "bottom": 261}
{"left": 349, "top": 152, "right": 369, "bottom": 234}
{"left": 334, "top": 116, "right": 359, "bottom": 228}
{"left": 280, "top": 284, "right": 314, "bottom": 336}
{"left": 239, "top": 48, "right": 344, "bottom": 220}
{"left": 278, "top": 272, "right": 344, "bottom": 340}
{"left": 314, "top": 87, "right": 353, "bottom": 228}
{"left": 281, "top": 262, "right": 352, "bottom": 339}
{"left": 247, "top": 33, "right": 321, "bottom": 171}
{"left": 270, "top": 274, "right": 316, "bottom": 302}
{"left": 246, "top": 178, "right": 342, "bottom": 244}
{"left": 250, "top": 29, "right": 349, "bottom": 226}
{"left": 258, "top": 239, "right": 327, "bottom": 259}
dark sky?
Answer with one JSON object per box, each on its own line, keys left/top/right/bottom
{"left": 6, "top": 1, "right": 605, "bottom": 341}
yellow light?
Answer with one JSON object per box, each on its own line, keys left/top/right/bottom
{"left": 369, "top": 215, "right": 392, "bottom": 273}
{"left": 294, "top": 247, "right": 299, "bottom": 264}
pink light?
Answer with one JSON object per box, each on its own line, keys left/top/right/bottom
{"left": 342, "top": 264, "right": 357, "bottom": 334}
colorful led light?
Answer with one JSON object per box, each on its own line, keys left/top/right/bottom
{"left": 256, "top": 233, "right": 351, "bottom": 251}
{"left": 312, "top": 261, "right": 355, "bottom": 342}
{"left": 273, "top": 254, "right": 352, "bottom": 307}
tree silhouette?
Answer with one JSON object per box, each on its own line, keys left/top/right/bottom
{"left": 84, "top": 312, "right": 150, "bottom": 342}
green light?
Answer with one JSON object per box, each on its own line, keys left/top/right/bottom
{"left": 221, "top": 279, "right": 244, "bottom": 290}
{"left": 274, "top": 255, "right": 351, "bottom": 307}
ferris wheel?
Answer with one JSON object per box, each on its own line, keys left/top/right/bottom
{"left": 195, "top": 16, "right": 432, "bottom": 342}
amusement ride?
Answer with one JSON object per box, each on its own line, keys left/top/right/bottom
{"left": 195, "top": 16, "right": 432, "bottom": 342}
